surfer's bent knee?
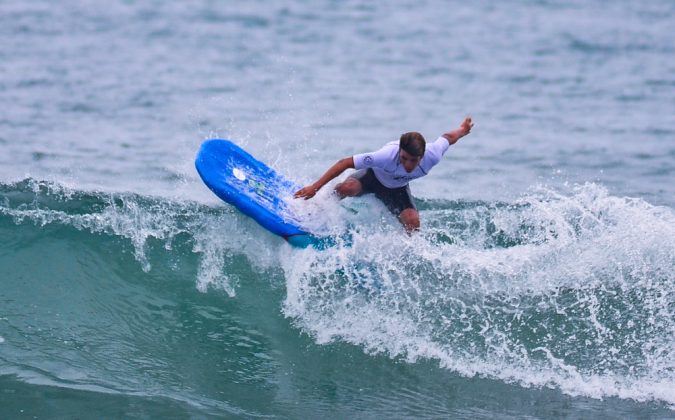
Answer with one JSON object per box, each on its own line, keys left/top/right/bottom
{"left": 335, "top": 178, "right": 362, "bottom": 198}
{"left": 399, "top": 208, "right": 420, "bottom": 232}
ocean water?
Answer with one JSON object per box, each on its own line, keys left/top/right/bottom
{"left": 1, "top": 0, "right": 674, "bottom": 418}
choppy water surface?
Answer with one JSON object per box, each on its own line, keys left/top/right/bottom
{"left": 1, "top": 0, "right": 674, "bottom": 418}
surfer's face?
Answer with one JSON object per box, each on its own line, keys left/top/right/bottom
{"left": 399, "top": 149, "right": 422, "bottom": 173}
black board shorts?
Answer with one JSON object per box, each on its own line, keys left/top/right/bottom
{"left": 349, "top": 168, "right": 416, "bottom": 215}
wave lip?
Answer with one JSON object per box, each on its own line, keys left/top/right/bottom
{"left": 0, "top": 178, "right": 276, "bottom": 296}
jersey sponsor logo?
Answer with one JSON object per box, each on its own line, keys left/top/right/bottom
{"left": 363, "top": 155, "right": 374, "bottom": 165}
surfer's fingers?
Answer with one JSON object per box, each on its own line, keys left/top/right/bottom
{"left": 294, "top": 187, "right": 313, "bottom": 199}
{"left": 463, "top": 117, "right": 474, "bottom": 131}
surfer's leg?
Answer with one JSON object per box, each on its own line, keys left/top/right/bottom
{"left": 376, "top": 184, "right": 419, "bottom": 233}
{"left": 335, "top": 169, "right": 374, "bottom": 199}
{"left": 335, "top": 178, "right": 362, "bottom": 198}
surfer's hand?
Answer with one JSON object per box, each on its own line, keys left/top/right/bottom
{"left": 442, "top": 117, "right": 474, "bottom": 145}
{"left": 460, "top": 117, "right": 473, "bottom": 136}
{"left": 294, "top": 184, "right": 319, "bottom": 199}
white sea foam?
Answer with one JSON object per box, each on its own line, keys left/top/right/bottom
{"left": 281, "top": 183, "right": 675, "bottom": 405}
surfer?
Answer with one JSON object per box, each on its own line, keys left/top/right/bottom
{"left": 294, "top": 117, "right": 474, "bottom": 232}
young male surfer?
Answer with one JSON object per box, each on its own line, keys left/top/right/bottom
{"left": 294, "top": 117, "right": 474, "bottom": 232}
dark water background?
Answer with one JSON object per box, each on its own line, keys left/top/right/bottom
{"left": 1, "top": 1, "right": 674, "bottom": 417}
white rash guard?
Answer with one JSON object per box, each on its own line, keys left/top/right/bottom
{"left": 352, "top": 136, "right": 450, "bottom": 188}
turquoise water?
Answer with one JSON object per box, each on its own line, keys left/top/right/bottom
{"left": 2, "top": 1, "right": 674, "bottom": 418}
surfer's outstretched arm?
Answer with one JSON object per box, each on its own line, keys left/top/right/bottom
{"left": 442, "top": 117, "right": 474, "bottom": 145}
{"left": 294, "top": 157, "right": 355, "bottom": 199}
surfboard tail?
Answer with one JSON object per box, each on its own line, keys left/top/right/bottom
{"left": 285, "top": 233, "right": 344, "bottom": 250}
{"left": 284, "top": 234, "right": 317, "bottom": 248}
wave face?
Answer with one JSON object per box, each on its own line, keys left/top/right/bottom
{"left": 1, "top": 179, "right": 673, "bottom": 416}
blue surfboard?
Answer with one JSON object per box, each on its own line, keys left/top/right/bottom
{"left": 195, "top": 139, "right": 320, "bottom": 248}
